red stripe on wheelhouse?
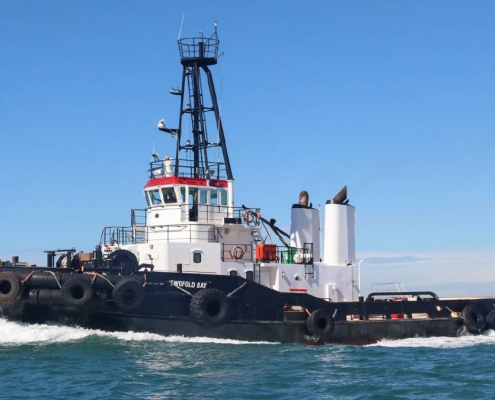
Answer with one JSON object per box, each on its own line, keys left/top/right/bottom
{"left": 144, "top": 177, "right": 228, "bottom": 188}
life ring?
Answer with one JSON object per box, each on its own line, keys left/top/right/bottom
{"left": 306, "top": 309, "right": 335, "bottom": 342}
{"left": 230, "top": 245, "right": 245, "bottom": 260}
{"left": 462, "top": 303, "right": 486, "bottom": 333}
{"left": 486, "top": 310, "right": 495, "bottom": 330}
{"left": 61, "top": 276, "right": 94, "bottom": 307}
{"left": 242, "top": 209, "right": 255, "bottom": 225}
{"left": 112, "top": 278, "right": 144, "bottom": 311}
{"left": 189, "top": 288, "right": 231, "bottom": 328}
{"left": 0, "top": 272, "right": 24, "bottom": 304}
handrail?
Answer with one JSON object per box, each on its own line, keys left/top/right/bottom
{"left": 366, "top": 291, "right": 440, "bottom": 301}
{"left": 149, "top": 158, "right": 226, "bottom": 180}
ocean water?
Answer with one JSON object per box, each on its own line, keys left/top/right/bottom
{"left": 1, "top": 319, "right": 494, "bottom": 400}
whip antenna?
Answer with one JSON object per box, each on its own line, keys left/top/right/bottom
{"left": 178, "top": 14, "right": 185, "bottom": 40}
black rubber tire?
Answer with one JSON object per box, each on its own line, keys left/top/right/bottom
{"left": 112, "top": 278, "right": 144, "bottom": 311}
{"left": 108, "top": 250, "right": 139, "bottom": 275}
{"left": 61, "top": 276, "right": 94, "bottom": 307}
{"left": 306, "top": 309, "right": 335, "bottom": 342}
{"left": 189, "top": 289, "right": 231, "bottom": 328}
{"left": 462, "top": 304, "right": 486, "bottom": 333}
{"left": 0, "top": 272, "right": 23, "bottom": 304}
{"left": 485, "top": 310, "right": 495, "bottom": 330}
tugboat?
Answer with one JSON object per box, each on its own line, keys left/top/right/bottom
{"left": 1, "top": 24, "right": 494, "bottom": 344}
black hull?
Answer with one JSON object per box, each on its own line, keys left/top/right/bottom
{"left": 0, "top": 305, "right": 468, "bottom": 345}
{"left": 0, "top": 266, "right": 491, "bottom": 345}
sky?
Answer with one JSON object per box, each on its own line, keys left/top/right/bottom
{"left": 1, "top": 1, "right": 494, "bottom": 296}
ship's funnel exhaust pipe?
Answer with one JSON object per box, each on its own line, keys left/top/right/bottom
{"left": 332, "top": 186, "right": 348, "bottom": 205}
{"left": 299, "top": 191, "right": 309, "bottom": 207}
{"left": 290, "top": 191, "right": 320, "bottom": 262}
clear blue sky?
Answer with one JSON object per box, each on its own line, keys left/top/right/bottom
{"left": 1, "top": 1, "right": 494, "bottom": 296}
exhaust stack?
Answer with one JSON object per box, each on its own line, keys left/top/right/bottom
{"left": 289, "top": 191, "right": 320, "bottom": 263}
{"left": 323, "top": 186, "right": 356, "bottom": 266}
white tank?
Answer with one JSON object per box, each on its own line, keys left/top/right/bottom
{"left": 323, "top": 202, "right": 356, "bottom": 266}
{"left": 289, "top": 206, "right": 321, "bottom": 263}
{"left": 163, "top": 157, "right": 173, "bottom": 176}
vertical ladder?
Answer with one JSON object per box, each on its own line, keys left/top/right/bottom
{"left": 304, "top": 264, "right": 315, "bottom": 279}
{"left": 304, "top": 242, "right": 315, "bottom": 278}
{"left": 253, "top": 263, "right": 261, "bottom": 284}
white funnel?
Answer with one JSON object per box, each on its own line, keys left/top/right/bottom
{"left": 323, "top": 187, "right": 355, "bottom": 266}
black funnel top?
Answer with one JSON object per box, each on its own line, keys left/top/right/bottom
{"left": 326, "top": 186, "right": 349, "bottom": 205}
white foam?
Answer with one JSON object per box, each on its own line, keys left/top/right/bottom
{"left": 373, "top": 330, "right": 495, "bottom": 348}
{"left": 10, "top": 318, "right": 492, "bottom": 349}
{"left": 0, "top": 319, "right": 271, "bottom": 346}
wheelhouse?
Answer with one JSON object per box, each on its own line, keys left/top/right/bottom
{"left": 143, "top": 176, "right": 233, "bottom": 225}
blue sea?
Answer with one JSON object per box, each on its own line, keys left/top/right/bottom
{"left": 1, "top": 319, "right": 494, "bottom": 399}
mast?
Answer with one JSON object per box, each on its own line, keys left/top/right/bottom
{"left": 159, "top": 22, "right": 233, "bottom": 181}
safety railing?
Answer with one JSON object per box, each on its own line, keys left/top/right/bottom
{"left": 255, "top": 243, "right": 314, "bottom": 265}
{"left": 131, "top": 209, "right": 147, "bottom": 226}
{"left": 149, "top": 159, "right": 227, "bottom": 180}
{"left": 178, "top": 34, "right": 219, "bottom": 61}
{"left": 100, "top": 224, "right": 221, "bottom": 246}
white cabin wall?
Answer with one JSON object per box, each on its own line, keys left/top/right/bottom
{"left": 220, "top": 260, "right": 252, "bottom": 278}
{"left": 132, "top": 242, "right": 222, "bottom": 273}
{"left": 147, "top": 206, "right": 182, "bottom": 227}
{"left": 147, "top": 222, "right": 214, "bottom": 243}
{"left": 221, "top": 226, "right": 255, "bottom": 262}
{"left": 266, "top": 262, "right": 359, "bottom": 301}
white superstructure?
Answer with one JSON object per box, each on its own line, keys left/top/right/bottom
{"left": 103, "top": 177, "right": 360, "bottom": 302}
{"left": 100, "top": 25, "right": 361, "bottom": 303}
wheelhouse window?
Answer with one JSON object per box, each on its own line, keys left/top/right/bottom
{"left": 162, "top": 187, "right": 177, "bottom": 204}
{"left": 188, "top": 187, "right": 198, "bottom": 206}
{"left": 144, "top": 192, "right": 151, "bottom": 207}
{"left": 147, "top": 189, "right": 162, "bottom": 206}
{"left": 199, "top": 189, "right": 208, "bottom": 205}
{"left": 220, "top": 189, "right": 228, "bottom": 206}
{"left": 188, "top": 187, "right": 198, "bottom": 221}
{"left": 210, "top": 189, "right": 218, "bottom": 205}
{"left": 180, "top": 187, "right": 186, "bottom": 202}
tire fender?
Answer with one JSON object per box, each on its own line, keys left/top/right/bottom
{"left": 0, "top": 272, "right": 24, "bottom": 304}
{"left": 486, "top": 310, "right": 495, "bottom": 330}
{"left": 189, "top": 289, "right": 231, "bottom": 328}
{"left": 462, "top": 303, "right": 486, "bottom": 333}
{"left": 306, "top": 309, "right": 335, "bottom": 342}
{"left": 61, "top": 276, "right": 94, "bottom": 307}
{"left": 112, "top": 278, "right": 144, "bottom": 311}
